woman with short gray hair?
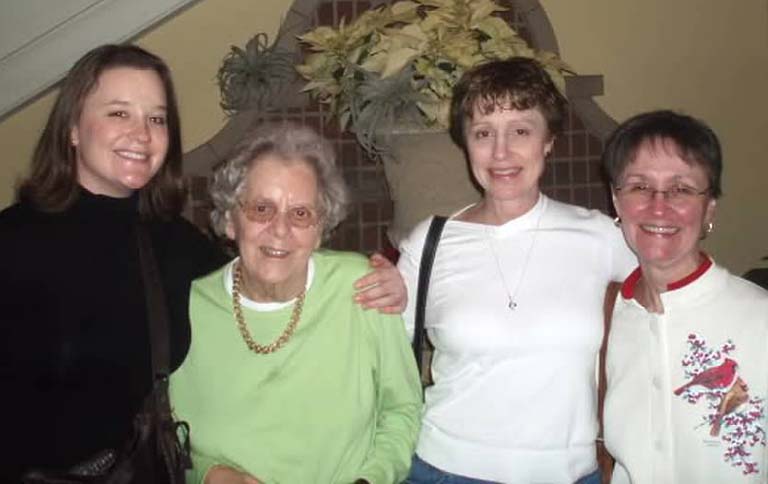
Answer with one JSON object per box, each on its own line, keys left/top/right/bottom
{"left": 170, "top": 122, "right": 422, "bottom": 484}
{"left": 210, "top": 123, "right": 349, "bottom": 241}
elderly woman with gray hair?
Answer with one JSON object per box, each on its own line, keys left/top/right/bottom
{"left": 169, "top": 123, "right": 422, "bottom": 484}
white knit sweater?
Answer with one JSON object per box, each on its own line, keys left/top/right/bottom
{"left": 399, "top": 195, "right": 635, "bottom": 483}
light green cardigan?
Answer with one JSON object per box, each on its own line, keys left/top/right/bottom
{"left": 169, "top": 250, "right": 422, "bottom": 484}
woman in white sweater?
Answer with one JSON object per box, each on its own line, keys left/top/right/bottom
{"left": 602, "top": 110, "right": 768, "bottom": 484}
{"left": 398, "top": 58, "right": 635, "bottom": 484}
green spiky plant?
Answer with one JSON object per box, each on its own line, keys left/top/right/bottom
{"left": 217, "top": 33, "right": 296, "bottom": 115}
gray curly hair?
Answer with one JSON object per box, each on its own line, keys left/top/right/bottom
{"left": 210, "top": 122, "right": 349, "bottom": 240}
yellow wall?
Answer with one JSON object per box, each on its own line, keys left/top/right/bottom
{"left": 0, "top": 96, "right": 54, "bottom": 202}
{"left": 1, "top": 0, "right": 767, "bottom": 274}
{"left": 0, "top": 0, "right": 290, "bottom": 208}
{"left": 541, "top": 0, "right": 768, "bottom": 274}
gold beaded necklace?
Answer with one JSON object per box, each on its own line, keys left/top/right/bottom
{"left": 231, "top": 261, "right": 305, "bottom": 354}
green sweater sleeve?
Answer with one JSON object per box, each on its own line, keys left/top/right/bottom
{"left": 357, "top": 310, "right": 423, "bottom": 484}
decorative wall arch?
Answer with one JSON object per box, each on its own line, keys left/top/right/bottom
{"left": 183, "top": 0, "right": 620, "bottom": 251}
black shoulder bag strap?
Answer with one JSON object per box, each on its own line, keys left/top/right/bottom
{"left": 412, "top": 216, "right": 447, "bottom": 386}
{"left": 136, "top": 223, "right": 170, "bottom": 383}
{"left": 136, "top": 223, "right": 191, "bottom": 483}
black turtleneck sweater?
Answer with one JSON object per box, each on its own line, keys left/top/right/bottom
{"left": 0, "top": 190, "right": 227, "bottom": 482}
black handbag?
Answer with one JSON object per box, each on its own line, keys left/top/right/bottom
{"left": 412, "top": 216, "right": 447, "bottom": 389}
{"left": 22, "top": 224, "right": 191, "bottom": 484}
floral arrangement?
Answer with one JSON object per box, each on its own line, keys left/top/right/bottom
{"left": 296, "top": 0, "right": 571, "bottom": 156}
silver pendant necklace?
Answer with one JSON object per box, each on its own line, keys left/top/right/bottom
{"left": 486, "top": 203, "right": 544, "bottom": 311}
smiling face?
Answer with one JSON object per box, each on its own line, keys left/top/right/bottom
{"left": 226, "top": 156, "right": 322, "bottom": 302}
{"left": 613, "top": 139, "right": 716, "bottom": 282}
{"left": 464, "top": 106, "right": 554, "bottom": 216}
{"left": 71, "top": 67, "right": 168, "bottom": 197}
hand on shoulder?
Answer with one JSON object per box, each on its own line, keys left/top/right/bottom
{"left": 204, "top": 465, "right": 262, "bottom": 484}
{"left": 354, "top": 252, "right": 406, "bottom": 314}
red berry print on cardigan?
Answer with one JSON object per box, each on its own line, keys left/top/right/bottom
{"left": 677, "top": 333, "right": 766, "bottom": 476}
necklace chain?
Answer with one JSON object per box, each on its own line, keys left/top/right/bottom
{"left": 486, "top": 204, "right": 544, "bottom": 311}
{"left": 232, "top": 261, "right": 305, "bottom": 354}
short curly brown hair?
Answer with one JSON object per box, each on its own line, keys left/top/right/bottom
{"left": 449, "top": 57, "right": 568, "bottom": 153}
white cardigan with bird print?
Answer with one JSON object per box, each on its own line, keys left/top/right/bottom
{"left": 605, "top": 259, "right": 768, "bottom": 484}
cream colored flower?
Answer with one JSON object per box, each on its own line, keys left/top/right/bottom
{"left": 296, "top": 0, "right": 570, "bottom": 157}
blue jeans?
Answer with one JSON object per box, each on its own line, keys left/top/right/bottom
{"left": 404, "top": 455, "right": 500, "bottom": 483}
{"left": 575, "top": 468, "right": 601, "bottom": 484}
{"left": 403, "top": 455, "right": 602, "bottom": 484}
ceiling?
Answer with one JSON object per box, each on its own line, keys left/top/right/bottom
{"left": 0, "top": 0, "right": 198, "bottom": 122}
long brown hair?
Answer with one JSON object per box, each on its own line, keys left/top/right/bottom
{"left": 18, "top": 44, "right": 185, "bottom": 219}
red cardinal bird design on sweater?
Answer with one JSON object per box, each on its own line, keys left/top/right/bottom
{"left": 673, "top": 357, "right": 737, "bottom": 395}
{"left": 676, "top": 334, "right": 765, "bottom": 476}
